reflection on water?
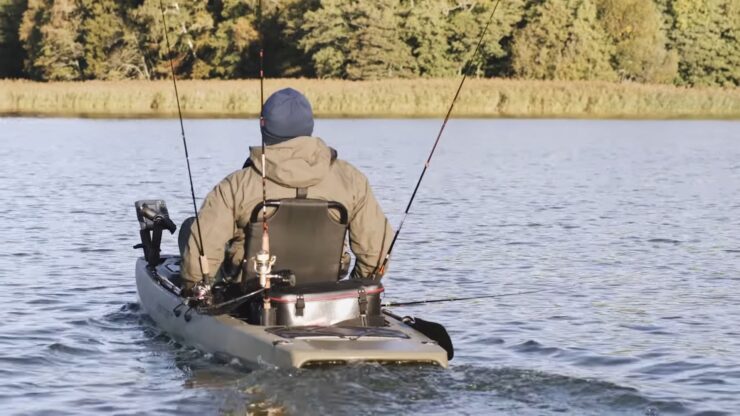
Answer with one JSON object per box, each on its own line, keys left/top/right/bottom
{"left": 1, "top": 118, "right": 739, "bottom": 415}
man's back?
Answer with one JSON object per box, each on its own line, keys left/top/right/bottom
{"left": 181, "top": 136, "right": 393, "bottom": 288}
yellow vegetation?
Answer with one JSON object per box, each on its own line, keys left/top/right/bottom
{"left": 0, "top": 78, "right": 738, "bottom": 119}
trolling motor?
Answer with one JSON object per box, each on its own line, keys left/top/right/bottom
{"left": 134, "top": 200, "right": 177, "bottom": 267}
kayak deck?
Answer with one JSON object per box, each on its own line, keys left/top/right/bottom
{"left": 135, "top": 257, "right": 448, "bottom": 369}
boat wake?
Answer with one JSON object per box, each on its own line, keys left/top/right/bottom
{"left": 228, "top": 365, "right": 685, "bottom": 415}
{"left": 119, "top": 302, "right": 688, "bottom": 415}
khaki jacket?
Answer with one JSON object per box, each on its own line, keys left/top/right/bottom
{"left": 182, "top": 136, "right": 393, "bottom": 288}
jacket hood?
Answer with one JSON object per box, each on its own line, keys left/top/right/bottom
{"left": 249, "top": 136, "right": 332, "bottom": 188}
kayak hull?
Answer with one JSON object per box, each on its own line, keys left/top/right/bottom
{"left": 135, "top": 257, "right": 448, "bottom": 369}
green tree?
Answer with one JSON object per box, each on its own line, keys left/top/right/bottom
{"left": 402, "top": 1, "right": 455, "bottom": 77}
{"left": 301, "top": 0, "right": 416, "bottom": 80}
{"left": 77, "top": 0, "right": 149, "bottom": 79}
{"left": 19, "top": 0, "right": 84, "bottom": 80}
{"left": 299, "top": 0, "right": 349, "bottom": 78}
{"left": 345, "top": 0, "right": 416, "bottom": 79}
{"left": 0, "top": 0, "right": 26, "bottom": 78}
{"left": 596, "top": 0, "right": 678, "bottom": 83}
{"left": 198, "top": 0, "right": 258, "bottom": 78}
{"left": 447, "top": 0, "right": 526, "bottom": 77}
{"left": 668, "top": 0, "right": 739, "bottom": 86}
{"left": 511, "top": 0, "right": 616, "bottom": 81}
{"left": 268, "top": 0, "right": 320, "bottom": 77}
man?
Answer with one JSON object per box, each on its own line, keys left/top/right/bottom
{"left": 181, "top": 88, "right": 392, "bottom": 290}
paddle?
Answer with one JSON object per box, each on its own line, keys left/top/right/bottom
{"left": 383, "top": 309, "right": 454, "bottom": 360}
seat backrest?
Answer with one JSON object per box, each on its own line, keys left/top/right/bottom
{"left": 244, "top": 199, "right": 348, "bottom": 286}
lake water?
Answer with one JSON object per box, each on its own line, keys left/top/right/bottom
{"left": 1, "top": 118, "right": 739, "bottom": 415}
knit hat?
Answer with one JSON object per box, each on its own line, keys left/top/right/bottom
{"left": 261, "top": 88, "right": 314, "bottom": 145}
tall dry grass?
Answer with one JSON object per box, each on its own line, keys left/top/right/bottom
{"left": 0, "top": 78, "right": 738, "bottom": 119}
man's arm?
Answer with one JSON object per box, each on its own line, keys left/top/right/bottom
{"left": 347, "top": 174, "right": 394, "bottom": 279}
{"left": 181, "top": 175, "right": 240, "bottom": 289}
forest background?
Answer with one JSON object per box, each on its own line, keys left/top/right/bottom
{"left": 0, "top": 0, "right": 738, "bottom": 118}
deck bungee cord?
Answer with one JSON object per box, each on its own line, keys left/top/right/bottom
{"left": 157, "top": 0, "right": 212, "bottom": 303}
{"left": 372, "top": 0, "right": 502, "bottom": 280}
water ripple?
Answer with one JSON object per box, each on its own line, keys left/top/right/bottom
{"left": 1, "top": 118, "right": 739, "bottom": 415}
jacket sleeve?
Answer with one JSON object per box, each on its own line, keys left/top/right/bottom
{"left": 348, "top": 174, "right": 394, "bottom": 279}
{"left": 181, "top": 174, "right": 240, "bottom": 288}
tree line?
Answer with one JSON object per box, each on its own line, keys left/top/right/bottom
{"left": 0, "top": 0, "right": 737, "bottom": 87}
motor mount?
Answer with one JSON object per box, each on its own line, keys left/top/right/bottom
{"left": 134, "top": 200, "right": 177, "bottom": 267}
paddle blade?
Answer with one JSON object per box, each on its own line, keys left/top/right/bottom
{"left": 410, "top": 317, "right": 454, "bottom": 360}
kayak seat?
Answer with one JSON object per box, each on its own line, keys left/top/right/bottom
{"left": 244, "top": 198, "right": 349, "bottom": 287}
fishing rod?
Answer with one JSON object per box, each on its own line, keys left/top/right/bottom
{"left": 373, "top": 0, "right": 502, "bottom": 279}
{"left": 157, "top": 0, "right": 211, "bottom": 291}
{"left": 382, "top": 289, "right": 545, "bottom": 308}
{"left": 253, "top": 0, "right": 278, "bottom": 325}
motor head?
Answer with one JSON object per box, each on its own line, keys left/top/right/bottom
{"left": 140, "top": 204, "right": 177, "bottom": 234}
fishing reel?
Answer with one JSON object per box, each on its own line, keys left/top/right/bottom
{"left": 253, "top": 250, "right": 276, "bottom": 288}
{"left": 245, "top": 252, "right": 296, "bottom": 289}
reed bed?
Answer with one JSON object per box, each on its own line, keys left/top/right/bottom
{"left": 1, "top": 78, "right": 738, "bottom": 119}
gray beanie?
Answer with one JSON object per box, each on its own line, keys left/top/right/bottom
{"left": 261, "top": 88, "right": 314, "bottom": 145}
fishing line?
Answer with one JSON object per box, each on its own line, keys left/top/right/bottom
{"left": 382, "top": 289, "right": 545, "bottom": 308}
{"left": 373, "top": 0, "right": 502, "bottom": 279}
{"left": 157, "top": 0, "right": 209, "bottom": 279}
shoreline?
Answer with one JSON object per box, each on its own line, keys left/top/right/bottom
{"left": 1, "top": 79, "right": 738, "bottom": 120}
{"left": 4, "top": 112, "right": 739, "bottom": 121}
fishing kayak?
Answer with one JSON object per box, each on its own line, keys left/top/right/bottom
{"left": 136, "top": 256, "right": 448, "bottom": 368}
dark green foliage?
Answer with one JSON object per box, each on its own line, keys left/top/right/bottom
{"left": 299, "top": 0, "right": 417, "bottom": 80}
{"left": 268, "top": 0, "right": 319, "bottom": 77}
{"left": 345, "top": 0, "right": 416, "bottom": 80}
{"left": 0, "top": 0, "right": 26, "bottom": 78}
{"left": 446, "top": 0, "right": 526, "bottom": 77}
{"left": 299, "top": 0, "right": 352, "bottom": 78}
{"left": 403, "top": 1, "right": 455, "bottom": 77}
{"left": 193, "top": 0, "right": 256, "bottom": 79}
{"left": 77, "top": 0, "right": 147, "bottom": 79}
{"left": 19, "top": 0, "right": 84, "bottom": 80}
{"left": 1, "top": 0, "right": 737, "bottom": 86}
{"left": 666, "top": 0, "right": 739, "bottom": 87}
